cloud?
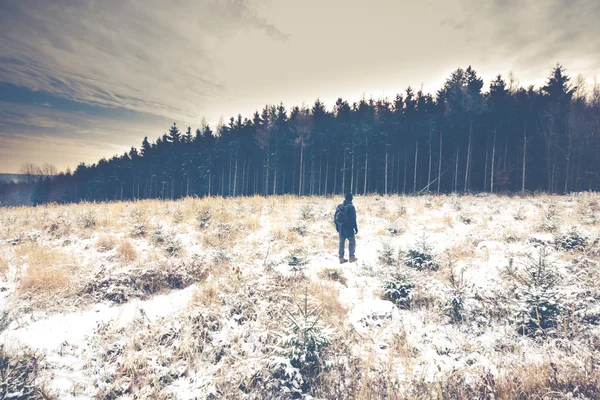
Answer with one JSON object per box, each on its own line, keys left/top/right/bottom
{"left": 0, "top": 0, "right": 286, "bottom": 122}
{"left": 463, "top": 0, "right": 600, "bottom": 77}
{"left": 0, "top": 99, "right": 178, "bottom": 172}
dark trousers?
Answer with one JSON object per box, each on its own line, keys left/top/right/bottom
{"left": 339, "top": 232, "right": 356, "bottom": 258}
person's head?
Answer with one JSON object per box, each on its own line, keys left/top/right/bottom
{"left": 345, "top": 193, "right": 353, "bottom": 202}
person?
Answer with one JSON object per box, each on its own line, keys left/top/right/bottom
{"left": 334, "top": 193, "right": 358, "bottom": 264}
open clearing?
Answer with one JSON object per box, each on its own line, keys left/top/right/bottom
{"left": 1, "top": 193, "right": 600, "bottom": 399}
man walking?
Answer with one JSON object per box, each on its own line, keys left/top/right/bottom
{"left": 334, "top": 193, "right": 358, "bottom": 264}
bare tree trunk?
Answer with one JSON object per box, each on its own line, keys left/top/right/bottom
{"left": 310, "top": 160, "right": 315, "bottom": 195}
{"left": 228, "top": 158, "right": 233, "bottom": 196}
{"left": 454, "top": 146, "right": 459, "bottom": 192}
{"left": 233, "top": 158, "right": 238, "bottom": 197}
{"left": 350, "top": 137, "right": 355, "bottom": 194}
{"left": 564, "top": 130, "right": 573, "bottom": 193}
{"left": 384, "top": 141, "right": 388, "bottom": 195}
{"left": 522, "top": 124, "right": 527, "bottom": 193}
{"left": 186, "top": 169, "right": 190, "bottom": 197}
{"left": 318, "top": 152, "right": 322, "bottom": 196}
{"left": 503, "top": 137, "right": 508, "bottom": 173}
{"left": 299, "top": 133, "right": 304, "bottom": 196}
{"left": 437, "top": 129, "right": 443, "bottom": 193}
{"left": 341, "top": 148, "right": 346, "bottom": 194}
{"left": 464, "top": 125, "right": 472, "bottom": 193}
{"left": 324, "top": 152, "right": 329, "bottom": 195}
{"left": 402, "top": 146, "right": 408, "bottom": 193}
{"left": 484, "top": 134, "right": 489, "bottom": 191}
{"left": 364, "top": 135, "right": 368, "bottom": 195}
{"left": 355, "top": 163, "right": 359, "bottom": 195}
{"left": 427, "top": 126, "right": 432, "bottom": 193}
{"left": 413, "top": 141, "right": 418, "bottom": 193}
{"left": 403, "top": 147, "right": 407, "bottom": 194}
{"left": 265, "top": 149, "right": 269, "bottom": 196}
{"left": 273, "top": 150, "right": 278, "bottom": 195}
{"left": 491, "top": 129, "right": 497, "bottom": 194}
{"left": 551, "top": 150, "right": 557, "bottom": 193}
{"left": 333, "top": 153, "right": 338, "bottom": 194}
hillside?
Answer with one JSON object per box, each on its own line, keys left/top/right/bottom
{"left": 1, "top": 193, "right": 600, "bottom": 399}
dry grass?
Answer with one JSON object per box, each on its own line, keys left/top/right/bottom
{"left": 15, "top": 244, "right": 71, "bottom": 294}
{"left": 116, "top": 239, "right": 137, "bottom": 262}
{"left": 0, "top": 253, "right": 8, "bottom": 277}
{"left": 490, "top": 359, "right": 600, "bottom": 400}
{"left": 310, "top": 281, "right": 347, "bottom": 325}
{"left": 190, "top": 278, "right": 223, "bottom": 309}
{"left": 446, "top": 241, "right": 476, "bottom": 261}
{"left": 96, "top": 234, "right": 117, "bottom": 252}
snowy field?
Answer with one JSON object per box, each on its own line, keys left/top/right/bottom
{"left": 1, "top": 193, "right": 600, "bottom": 399}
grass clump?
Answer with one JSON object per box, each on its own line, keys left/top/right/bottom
{"left": 16, "top": 244, "right": 70, "bottom": 294}
{"left": 318, "top": 267, "right": 347, "bottom": 286}
{"left": 77, "top": 209, "right": 97, "bottom": 229}
{"left": 95, "top": 235, "right": 117, "bottom": 252}
{"left": 116, "top": 239, "right": 137, "bottom": 262}
{"left": 196, "top": 205, "right": 212, "bottom": 229}
{"left": 0, "top": 254, "right": 8, "bottom": 278}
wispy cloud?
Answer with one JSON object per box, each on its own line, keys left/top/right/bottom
{"left": 461, "top": 0, "right": 600, "bottom": 79}
{"left": 0, "top": 0, "right": 287, "bottom": 122}
{"left": 0, "top": 100, "right": 175, "bottom": 172}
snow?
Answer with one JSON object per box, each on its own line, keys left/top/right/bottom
{"left": 1, "top": 193, "right": 599, "bottom": 398}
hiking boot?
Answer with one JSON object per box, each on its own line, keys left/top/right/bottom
{"left": 349, "top": 256, "right": 357, "bottom": 263}
{"left": 339, "top": 257, "right": 348, "bottom": 264}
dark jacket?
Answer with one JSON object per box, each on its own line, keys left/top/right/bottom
{"left": 337, "top": 199, "right": 358, "bottom": 238}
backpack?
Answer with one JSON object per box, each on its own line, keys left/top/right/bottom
{"left": 334, "top": 204, "right": 349, "bottom": 227}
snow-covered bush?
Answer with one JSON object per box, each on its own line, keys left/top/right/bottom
{"left": 151, "top": 225, "right": 166, "bottom": 246}
{"left": 287, "top": 247, "right": 308, "bottom": 270}
{"left": 386, "top": 221, "right": 403, "bottom": 236}
{"left": 196, "top": 205, "right": 212, "bottom": 229}
{"left": 514, "top": 248, "right": 563, "bottom": 336}
{"left": 151, "top": 226, "right": 181, "bottom": 256}
{"left": 318, "top": 267, "right": 347, "bottom": 285}
{"left": 77, "top": 209, "right": 97, "bottom": 229}
{"left": 299, "top": 203, "right": 314, "bottom": 221}
{"left": 554, "top": 227, "right": 588, "bottom": 252}
{"left": 382, "top": 269, "right": 414, "bottom": 309}
{"left": 129, "top": 207, "right": 150, "bottom": 236}
{"left": 171, "top": 208, "right": 184, "bottom": 224}
{"left": 539, "top": 202, "right": 559, "bottom": 232}
{"left": 513, "top": 206, "right": 526, "bottom": 221}
{"left": 445, "top": 268, "right": 469, "bottom": 323}
{"left": 272, "top": 292, "right": 333, "bottom": 395}
{"left": 377, "top": 240, "right": 396, "bottom": 267}
{"left": 290, "top": 220, "right": 308, "bottom": 237}
{"left": 0, "top": 345, "right": 51, "bottom": 399}
{"left": 212, "top": 249, "right": 233, "bottom": 265}
{"left": 405, "top": 233, "right": 439, "bottom": 271}
{"left": 397, "top": 205, "right": 407, "bottom": 217}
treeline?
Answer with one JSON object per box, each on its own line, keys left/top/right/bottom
{"left": 3, "top": 64, "right": 600, "bottom": 205}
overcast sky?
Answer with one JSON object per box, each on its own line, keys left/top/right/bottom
{"left": 1, "top": 0, "right": 599, "bottom": 173}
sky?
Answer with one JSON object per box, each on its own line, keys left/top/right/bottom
{"left": 0, "top": 0, "right": 599, "bottom": 173}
